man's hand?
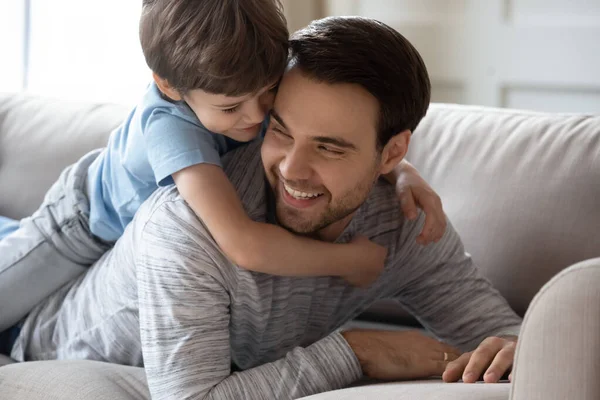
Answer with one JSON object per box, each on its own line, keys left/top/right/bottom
{"left": 342, "top": 330, "right": 461, "bottom": 381}
{"left": 386, "top": 160, "right": 446, "bottom": 246}
{"left": 442, "top": 336, "right": 518, "bottom": 383}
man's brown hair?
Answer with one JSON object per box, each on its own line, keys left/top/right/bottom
{"left": 289, "top": 17, "right": 431, "bottom": 148}
{"left": 140, "top": 0, "right": 289, "bottom": 96}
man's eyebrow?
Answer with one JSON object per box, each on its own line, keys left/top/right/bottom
{"left": 270, "top": 110, "right": 357, "bottom": 150}
{"left": 270, "top": 110, "right": 287, "bottom": 129}
{"left": 314, "top": 136, "right": 358, "bottom": 151}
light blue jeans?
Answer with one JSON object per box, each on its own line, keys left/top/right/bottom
{"left": 0, "top": 150, "right": 113, "bottom": 332}
{"left": 0, "top": 217, "right": 19, "bottom": 239}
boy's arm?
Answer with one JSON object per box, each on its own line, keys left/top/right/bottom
{"left": 173, "top": 163, "right": 386, "bottom": 284}
{"left": 384, "top": 159, "right": 446, "bottom": 245}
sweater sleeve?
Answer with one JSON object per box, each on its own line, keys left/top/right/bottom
{"left": 137, "top": 200, "right": 362, "bottom": 400}
{"left": 390, "top": 212, "right": 522, "bottom": 351}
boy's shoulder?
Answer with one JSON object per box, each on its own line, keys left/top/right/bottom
{"left": 138, "top": 82, "right": 199, "bottom": 125}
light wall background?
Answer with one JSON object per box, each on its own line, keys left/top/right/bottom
{"left": 1, "top": 0, "right": 599, "bottom": 113}
{"left": 288, "top": 0, "right": 600, "bottom": 113}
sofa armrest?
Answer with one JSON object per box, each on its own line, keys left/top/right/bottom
{"left": 511, "top": 258, "right": 600, "bottom": 400}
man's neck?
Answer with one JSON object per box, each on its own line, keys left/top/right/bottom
{"left": 316, "top": 213, "right": 356, "bottom": 242}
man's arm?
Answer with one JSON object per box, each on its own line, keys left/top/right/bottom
{"left": 335, "top": 212, "right": 522, "bottom": 383}
{"left": 136, "top": 199, "right": 362, "bottom": 400}
{"left": 390, "top": 212, "right": 522, "bottom": 351}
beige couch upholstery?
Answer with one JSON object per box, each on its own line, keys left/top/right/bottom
{"left": 0, "top": 92, "right": 598, "bottom": 399}
{"left": 510, "top": 258, "right": 600, "bottom": 400}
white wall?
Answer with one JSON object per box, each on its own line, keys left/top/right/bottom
{"left": 0, "top": 1, "right": 25, "bottom": 93}
{"left": 0, "top": 0, "right": 149, "bottom": 106}
{"left": 26, "top": 0, "right": 149, "bottom": 106}
{"left": 0, "top": 0, "right": 321, "bottom": 106}
{"left": 282, "top": 0, "right": 323, "bottom": 33}
{"left": 323, "top": 0, "right": 600, "bottom": 113}
{"left": 2, "top": 0, "right": 598, "bottom": 113}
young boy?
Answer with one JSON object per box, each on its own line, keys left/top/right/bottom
{"left": 0, "top": 0, "right": 445, "bottom": 333}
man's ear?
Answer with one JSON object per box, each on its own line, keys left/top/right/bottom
{"left": 152, "top": 72, "right": 182, "bottom": 101}
{"left": 379, "top": 130, "right": 411, "bottom": 175}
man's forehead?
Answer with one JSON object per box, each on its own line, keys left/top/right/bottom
{"left": 274, "top": 68, "right": 379, "bottom": 144}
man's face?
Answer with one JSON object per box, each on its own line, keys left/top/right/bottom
{"left": 261, "top": 68, "right": 383, "bottom": 240}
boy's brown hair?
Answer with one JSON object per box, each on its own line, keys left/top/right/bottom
{"left": 289, "top": 17, "right": 431, "bottom": 149}
{"left": 140, "top": 0, "right": 289, "bottom": 96}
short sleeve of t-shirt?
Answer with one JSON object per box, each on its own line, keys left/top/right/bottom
{"left": 143, "top": 108, "right": 224, "bottom": 187}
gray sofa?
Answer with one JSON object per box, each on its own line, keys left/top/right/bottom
{"left": 0, "top": 93, "right": 598, "bottom": 399}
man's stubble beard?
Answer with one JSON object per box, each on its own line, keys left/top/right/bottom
{"left": 273, "top": 165, "right": 380, "bottom": 236}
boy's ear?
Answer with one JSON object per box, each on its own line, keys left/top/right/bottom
{"left": 379, "top": 130, "right": 411, "bottom": 175}
{"left": 152, "top": 72, "right": 182, "bottom": 101}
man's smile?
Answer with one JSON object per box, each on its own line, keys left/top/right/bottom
{"left": 279, "top": 181, "right": 325, "bottom": 209}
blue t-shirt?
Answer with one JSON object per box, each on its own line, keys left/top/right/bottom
{"left": 86, "top": 83, "right": 260, "bottom": 241}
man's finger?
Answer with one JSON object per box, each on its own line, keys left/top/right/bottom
{"left": 462, "top": 337, "right": 506, "bottom": 383}
{"left": 398, "top": 188, "right": 418, "bottom": 220}
{"left": 483, "top": 342, "right": 516, "bottom": 383}
{"left": 442, "top": 353, "right": 471, "bottom": 382}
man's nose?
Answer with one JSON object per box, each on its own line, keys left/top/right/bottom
{"left": 279, "top": 146, "right": 313, "bottom": 182}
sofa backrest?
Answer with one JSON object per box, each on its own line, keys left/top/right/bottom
{"left": 405, "top": 104, "right": 600, "bottom": 316}
{"left": 1, "top": 93, "right": 598, "bottom": 319}
{"left": 0, "top": 93, "right": 128, "bottom": 219}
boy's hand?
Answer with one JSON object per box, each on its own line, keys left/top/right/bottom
{"left": 343, "top": 235, "right": 387, "bottom": 288}
{"left": 389, "top": 160, "right": 446, "bottom": 246}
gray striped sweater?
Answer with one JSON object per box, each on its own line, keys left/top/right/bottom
{"left": 12, "top": 141, "right": 521, "bottom": 399}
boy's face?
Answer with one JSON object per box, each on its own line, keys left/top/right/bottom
{"left": 155, "top": 74, "right": 278, "bottom": 142}
{"left": 183, "top": 82, "right": 278, "bottom": 142}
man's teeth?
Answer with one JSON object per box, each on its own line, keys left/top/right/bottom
{"left": 284, "top": 184, "right": 323, "bottom": 199}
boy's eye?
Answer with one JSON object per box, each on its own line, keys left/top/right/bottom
{"left": 222, "top": 106, "right": 239, "bottom": 114}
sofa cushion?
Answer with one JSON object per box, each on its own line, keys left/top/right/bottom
{"left": 0, "top": 359, "right": 509, "bottom": 400}
{"left": 300, "top": 381, "right": 509, "bottom": 400}
{"left": 366, "top": 105, "right": 600, "bottom": 324}
{"left": 0, "top": 93, "right": 128, "bottom": 219}
{"left": 0, "top": 360, "right": 149, "bottom": 400}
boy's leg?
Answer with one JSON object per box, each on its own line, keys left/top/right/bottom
{"left": 0, "top": 217, "right": 19, "bottom": 240}
{"left": 0, "top": 150, "right": 112, "bottom": 332}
